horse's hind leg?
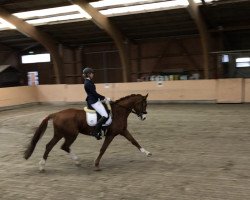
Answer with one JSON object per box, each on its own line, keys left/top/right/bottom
{"left": 39, "top": 134, "right": 62, "bottom": 172}
{"left": 61, "top": 134, "right": 80, "bottom": 166}
{"left": 122, "top": 130, "right": 152, "bottom": 157}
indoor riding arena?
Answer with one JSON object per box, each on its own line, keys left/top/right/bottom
{"left": 1, "top": 1, "right": 250, "bottom": 200}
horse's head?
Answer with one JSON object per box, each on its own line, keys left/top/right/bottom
{"left": 132, "top": 94, "right": 148, "bottom": 121}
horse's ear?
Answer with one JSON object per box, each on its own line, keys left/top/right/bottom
{"left": 145, "top": 93, "right": 148, "bottom": 99}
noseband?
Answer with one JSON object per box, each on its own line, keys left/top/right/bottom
{"left": 132, "top": 100, "right": 147, "bottom": 117}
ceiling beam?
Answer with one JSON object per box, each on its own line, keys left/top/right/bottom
{"left": 19, "top": 43, "right": 40, "bottom": 52}
{"left": 0, "top": 7, "right": 63, "bottom": 83}
{"left": 0, "top": 42, "right": 15, "bottom": 51}
{"left": 70, "top": 0, "right": 130, "bottom": 82}
{"left": 187, "top": 0, "right": 211, "bottom": 79}
{"left": 210, "top": 24, "right": 250, "bottom": 32}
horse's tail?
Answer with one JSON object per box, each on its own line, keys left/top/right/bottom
{"left": 24, "top": 114, "right": 55, "bottom": 160}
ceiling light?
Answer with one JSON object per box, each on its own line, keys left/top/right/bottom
{"left": 91, "top": 0, "right": 217, "bottom": 8}
{"left": 90, "top": 0, "right": 149, "bottom": 8}
{"left": 75, "top": 5, "right": 92, "bottom": 19}
{"left": 176, "top": 0, "right": 189, "bottom": 6}
{"left": 0, "top": 18, "right": 16, "bottom": 29}
{"left": 100, "top": 1, "right": 189, "bottom": 16}
{"left": 14, "top": 5, "right": 80, "bottom": 19}
{"left": 12, "top": 5, "right": 91, "bottom": 26}
{"left": 0, "top": 23, "right": 8, "bottom": 29}
{"left": 26, "top": 14, "right": 85, "bottom": 25}
{"left": 236, "top": 57, "right": 250, "bottom": 63}
{"left": 21, "top": 53, "right": 51, "bottom": 64}
{"left": 194, "top": 0, "right": 215, "bottom": 3}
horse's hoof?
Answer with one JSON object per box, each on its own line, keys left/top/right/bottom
{"left": 75, "top": 162, "right": 81, "bottom": 167}
{"left": 147, "top": 152, "right": 152, "bottom": 157}
{"left": 39, "top": 169, "right": 45, "bottom": 173}
{"left": 94, "top": 166, "right": 102, "bottom": 171}
{"left": 74, "top": 159, "right": 81, "bottom": 166}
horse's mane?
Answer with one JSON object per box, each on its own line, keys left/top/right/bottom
{"left": 113, "top": 94, "right": 141, "bottom": 104}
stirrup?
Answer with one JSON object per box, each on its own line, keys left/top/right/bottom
{"left": 91, "top": 132, "right": 102, "bottom": 140}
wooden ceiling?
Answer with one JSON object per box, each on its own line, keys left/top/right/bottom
{"left": 0, "top": 0, "right": 250, "bottom": 52}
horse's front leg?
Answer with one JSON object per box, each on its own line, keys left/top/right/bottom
{"left": 122, "top": 130, "right": 152, "bottom": 157}
{"left": 94, "top": 134, "right": 114, "bottom": 171}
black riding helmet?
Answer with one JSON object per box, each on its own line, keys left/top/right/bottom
{"left": 82, "top": 67, "right": 94, "bottom": 76}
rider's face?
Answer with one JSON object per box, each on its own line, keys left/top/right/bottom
{"left": 89, "top": 72, "right": 94, "bottom": 79}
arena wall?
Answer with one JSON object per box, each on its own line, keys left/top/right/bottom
{"left": 216, "top": 78, "right": 244, "bottom": 103}
{"left": 244, "top": 79, "right": 250, "bottom": 102}
{"left": 0, "top": 78, "right": 249, "bottom": 108}
{"left": 0, "top": 86, "right": 37, "bottom": 107}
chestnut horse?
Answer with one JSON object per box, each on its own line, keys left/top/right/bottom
{"left": 24, "top": 94, "right": 152, "bottom": 171}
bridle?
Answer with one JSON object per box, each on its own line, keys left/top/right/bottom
{"left": 115, "top": 99, "right": 147, "bottom": 118}
{"left": 131, "top": 100, "right": 147, "bottom": 118}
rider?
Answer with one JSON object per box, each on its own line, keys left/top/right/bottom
{"left": 82, "top": 67, "right": 108, "bottom": 140}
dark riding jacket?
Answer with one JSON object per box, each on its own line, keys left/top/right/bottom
{"left": 84, "top": 78, "right": 105, "bottom": 107}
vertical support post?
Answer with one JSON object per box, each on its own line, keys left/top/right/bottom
{"left": 103, "top": 52, "right": 108, "bottom": 83}
{"left": 187, "top": 0, "right": 211, "bottom": 79}
{"left": 137, "top": 43, "right": 141, "bottom": 81}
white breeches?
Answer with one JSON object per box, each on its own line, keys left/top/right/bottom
{"left": 91, "top": 101, "right": 108, "bottom": 118}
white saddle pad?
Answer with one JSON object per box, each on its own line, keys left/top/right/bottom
{"left": 84, "top": 107, "right": 112, "bottom": 127}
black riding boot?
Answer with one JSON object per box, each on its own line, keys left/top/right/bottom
{"left": 92, "top": 116, "right": 108, "bottom": 140}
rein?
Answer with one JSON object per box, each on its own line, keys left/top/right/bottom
{"left": 114, "top": 102, "right": 133, "bottom": 112}
{"left": 114, "top": 100, "right": 147, "bottom": 117}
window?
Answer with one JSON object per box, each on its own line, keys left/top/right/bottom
{"left": 236, "top": 57, "right": 250, "bottom": 68}
{"left": 27, "top": 71, "right": 39, "bottom": 86}
{"left": 221, "top": 54, "right": 229, "bottom": 63}
{"left": 21, "top": 53, "right": 51, "bottom": 64}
